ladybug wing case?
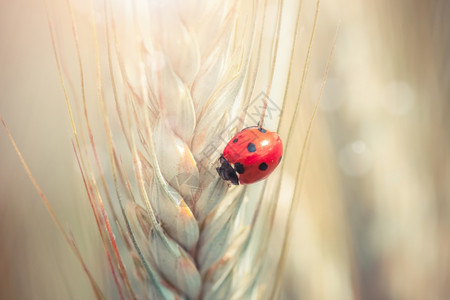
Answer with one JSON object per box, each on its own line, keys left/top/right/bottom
{"left": 217, "top": 127, "right": 283, "bottom": 185}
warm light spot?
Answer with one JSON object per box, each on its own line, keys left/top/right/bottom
{"left": 180, "top": 205, "right": 193, "bottom": 219}
{"left": 176, "top": 143, "right": 186, "bottom": 155}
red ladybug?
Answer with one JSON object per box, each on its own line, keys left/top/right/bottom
{"left": 217, "top": 127, "right": 283, "bottom": 185}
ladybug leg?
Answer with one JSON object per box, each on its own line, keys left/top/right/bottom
{"left": 216, "top": 155, "right": 239, "bottom": 185}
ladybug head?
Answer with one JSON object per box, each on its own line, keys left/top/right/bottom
{"left": 216, "top": 155, "right": 239, "bottom": 185}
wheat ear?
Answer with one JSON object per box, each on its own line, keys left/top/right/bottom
{"left": 108, "top": 1, "right": 263, "bottom": 298}
{"left": 33, "top": 0, "right": 322, "bottom": 298}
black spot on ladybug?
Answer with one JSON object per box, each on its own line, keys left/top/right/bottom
{"left": 247, "top": 143, "right": 256, "bottom": 152}
{"left": 234, "top": 162, "right": 245, "bottom": 174}
{"left": 233, "top": 138, "right": 238, "bottom": 143}
{"left": 258, "top": 162, "right": 268, "bottom": 171}
{"left": 278, "top": 156, "right": 282, "bottom": 164}
{"left": 258, "top": 128, "right": 267, "bottom": 133}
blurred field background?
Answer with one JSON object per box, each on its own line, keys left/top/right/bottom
{"left": 1, "top": 0, "right": 449, "bottom": 299}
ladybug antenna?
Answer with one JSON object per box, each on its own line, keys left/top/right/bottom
{"left": 259, "top": 96, "right": 268, "bottom": 129}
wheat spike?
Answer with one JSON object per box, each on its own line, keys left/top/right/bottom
{"left": 37, "top": 0, "right": 318, "bottom": 298}
{"left": 119, "top": 1, "right": 262, "bottom": 298}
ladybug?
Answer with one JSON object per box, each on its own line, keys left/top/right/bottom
{"left": 216, "top": 126, "right": 283, "bottom": 185}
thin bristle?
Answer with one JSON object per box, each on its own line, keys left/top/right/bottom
{"left": 0, "top": 117, "right": 105, "bottom": 300}
{"left": 270, "top": 22, "right": 340, "bottom": 299}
